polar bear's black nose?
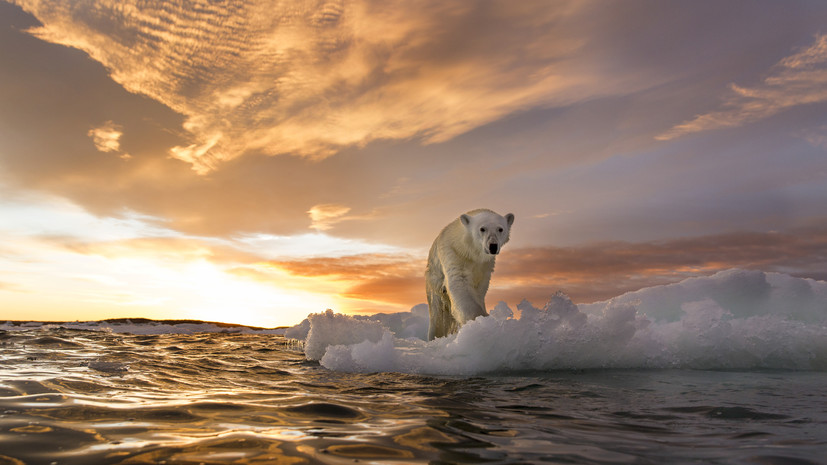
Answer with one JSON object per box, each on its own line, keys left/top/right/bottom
{"left": 489, "top": 243, "right": 499, "bottom": 254}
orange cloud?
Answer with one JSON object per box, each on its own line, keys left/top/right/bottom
{"left": 262, "top": 227, "right": 827, "bottom": 312}
{"left": 266, "top": 253, "right": 425, "bottom": 310}
{"left": 494, "top": 228, "right": 827, "bottom": 304}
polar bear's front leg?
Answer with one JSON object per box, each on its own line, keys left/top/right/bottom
{"left": 445, "top": 275, "right": 487, "bottom": 325}
{"left": 426, "top": 278, "right": 454, "bottom": 340}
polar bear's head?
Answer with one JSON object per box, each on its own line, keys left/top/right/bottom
{"left": 460, "top": 210, "right": 515, "bottom": 256}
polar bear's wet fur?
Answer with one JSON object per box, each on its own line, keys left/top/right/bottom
{"left": 425, "top": 209, "right": 515, "bottom": 340}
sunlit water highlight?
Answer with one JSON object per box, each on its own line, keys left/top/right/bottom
{"left": 1, "top": 327, "right": 826, "bottom": 465}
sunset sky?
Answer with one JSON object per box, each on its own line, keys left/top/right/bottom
{"left": 2, "top": 0, "right": 826, "bottom": 327}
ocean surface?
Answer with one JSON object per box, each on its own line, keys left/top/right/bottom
{"left": 1, "top": 326, "right": 826, "bottom": 465}
{"left": 3, "top": 270, "right": 827, "bottom": 464}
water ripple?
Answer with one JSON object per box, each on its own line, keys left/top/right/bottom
{"left": 0, "top": 328, "right": 825, "bottom": 464}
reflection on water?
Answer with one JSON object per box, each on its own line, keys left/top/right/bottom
{"left": 1, "top": 328, "right": 826, "bottom": 464}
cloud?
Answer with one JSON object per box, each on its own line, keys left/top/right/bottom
{"left": 495, "top": 227, "right": 827, "bottom": 304}
{"left": 88, "top": 120, "right": 123, "bottom": 153}
{"left": 5, "top": 0, "right": 827, "bottom": 254}
{"left": 266, "top": 253, "right": 425, "bottom": 308}
{"left": 657, "top": 34, "right": 827, "bottom": 140}
{"left": 87, "top": 120, "right": 132, "bottom": 160}
{"left": 264, "top": 226, "right": 827, "bottom": 311}
{"left": 12, "top": 0, "right": 656, "bottom": 173}
{"left": 803, "top": 124, "right": 827, "bottom": 151}
{"left": 307, "top": 203, "right": 351, "bottom": 231}
{"left": 167, "top": 134, "right": 222, "bottom": 175}
{"left": 306, "top": 203, "right": 384, "bottom": 232}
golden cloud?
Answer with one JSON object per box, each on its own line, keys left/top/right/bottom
{"left": 307, "top": 203, "right": 351, "bottom": 231}
{"left": 13, "top": 0, "right": 646, "bottom": 174}
{"left": 88, "top": 120, "right": 123, "bottom": 153}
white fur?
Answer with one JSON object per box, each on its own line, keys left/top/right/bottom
{"left": 425, "top": 209, "right": 515, "bottom": 340}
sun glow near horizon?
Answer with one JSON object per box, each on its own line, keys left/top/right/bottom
{"left": 0, "top": 194, "right": 405, "bottom": 328}
{"left": 1, "top": 243, "right": 342, "bottom": 328}
{"left": 157, "top": 259, "right": 337, "bottom": 328}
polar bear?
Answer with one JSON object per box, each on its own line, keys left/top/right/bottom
{"left": 425, "top": 209, "right": 515, "bottom": 340}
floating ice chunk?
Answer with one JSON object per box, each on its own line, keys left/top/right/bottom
{"left": 286, "top": 304, "right": 429, "bottom": 343}
{"left": 295, "top": 269, "right": 827, "bottom": 374}
{"left": 303, "top": 309, "right": 387, "bottom": 361}
{"left": 321, "top": 331, "right": 397, "bottom": 372}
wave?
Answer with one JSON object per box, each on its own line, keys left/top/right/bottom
{"left": 0, "top": 318, "right": 286, "bottom": 335}
{"left": 288, "top": 269, "right": 827, "bottom": 374}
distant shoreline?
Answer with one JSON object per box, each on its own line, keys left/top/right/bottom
{"left": 0, "top": 318, "right": 288, "bottom": 335}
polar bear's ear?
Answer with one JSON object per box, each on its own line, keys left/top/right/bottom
{"left": 505, "top": 213, "right": 515, "bottom": 227}
{"left": 460, "top": 214, "right": 472, "bottom": 227}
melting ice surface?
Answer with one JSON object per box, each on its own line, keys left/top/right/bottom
{"left": 287, "top": 269, "right": 827, "bottom": 374}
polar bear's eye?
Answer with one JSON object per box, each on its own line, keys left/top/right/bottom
{"left": 480, "top": 227, "right": 486, "bottom": 233}
{"left": 498, "top": 227, "right": 504, "bottom": 233}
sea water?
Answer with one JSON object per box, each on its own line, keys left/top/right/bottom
{"left": 1, "top": 269, "right": 826, "bottom": 464}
